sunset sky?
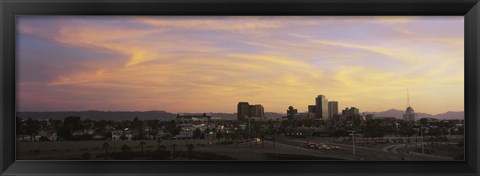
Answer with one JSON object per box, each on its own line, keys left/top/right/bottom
{"left": 17, "top": 16, "right": 464, "bottom": 114}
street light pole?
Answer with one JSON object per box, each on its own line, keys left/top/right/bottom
{"left": 349, "top": 130, "right": 356, "bottom": 160}
{"left": 421, "top": 127, "right": 424, "bottom": 154}
{"left": 247, "top": 115, "right": 251, "bottom": 147}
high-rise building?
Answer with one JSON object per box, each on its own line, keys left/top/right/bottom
{"left": 342, "top": 107, "right": 360, "bottom": 116}
{"left": 249, "top": 104, "right": 265, "bottom": 117}
{"left": 328, "top": 101, "right": 338, "bottom": 119}
{"left": 403, "top": 107, "right": 416, "bottom": 121}
{"left": 237, "top": 102, "right": 250, "bottom": 121}
{"left": 308, "top": 105, "right": 316, "bottom": 119}
{"left": 342, "top": 107, "right": 361, "bottom": 121}
{"left": 315, "top": 95, "right": 329, "bottom": 120}
{"left": 403, "top": 89, "right": 416, "bottom": 121}
{"left": 308, "top": 105, "right": 316, "bottom": 113}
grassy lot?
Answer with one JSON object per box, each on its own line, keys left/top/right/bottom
{"left": 17, "top": 139, "right": 226, "bottom": 160}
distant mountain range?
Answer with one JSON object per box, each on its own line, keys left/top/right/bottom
{"left": 365, "top": 109, "right": 464, "bottom": 120}
{"left": 16, "top": 109, "right": 463, "bottom": 121}
{"left": 16, "top": 111, "right": 286, "bottom": 121}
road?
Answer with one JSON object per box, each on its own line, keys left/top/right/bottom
{"left": 273, "top": 136, "right": 453, "bottom": 160}
{"left": 17, "top": 137, "right": 456, "bottom": 160}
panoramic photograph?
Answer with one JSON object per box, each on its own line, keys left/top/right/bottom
{"left": 16, "top": 16, "right": 464, "bottom": 160}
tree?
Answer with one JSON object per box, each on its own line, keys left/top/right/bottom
{"left": 57, "top": 126, "right": 72, "bottom": 141}
{"left": 81, "top": 152, "right": 90, "bottom": 160}
{"left": 139, "top": 141, "right": 146, "bottom": 155}
{"left": 164, "top": 120, "right": 180, "bottom": 136}
{"left": 171, "top": 144, "right": 177, "bottom": 159}
{"left": 187, "top": 144, "right": 195, "bottom": 159}
{"left": 25, "top": 118, "right": 40, "bottom": 141}
{"left": 193, "top": 128, "right": 203, "bottom": 139}
{"left": 16, "top": 117, "right": 27, "bottom": 139}
{"left": 82, "top": 119, "right": 93, "bottom": 129}
{"left": 102, "top": 142, "right": 110, "bottom": 159}
{"left": 204, "top": 128, "right": 212, "bottom": 139}
{"left": 121, "top": 144, "right": 131, "bottom": 153}
{"left": 156, "top": 139, "right": 162, "bottom": 151}
{"left": 132, "top": 117, "right": 145, "bottom": 140}
{"left": 94, "top": 120, "right": 108, "bottom": 137}
{"left": 146, "top": 120, "right": 159, "bottom": 139}
{"left": 364, "top": 119, "right": 386, "bottom": 138}
{"left": 64, "top": 116, "right": 82, "bottom": 132}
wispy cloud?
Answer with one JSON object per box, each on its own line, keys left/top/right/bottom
{"left": 16, "top": 16, "right": 464, "bottom": 114}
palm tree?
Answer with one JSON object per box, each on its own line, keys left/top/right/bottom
{"left": 187, "top": 144, "right": 194, "bottom": 159}
{"left": 25, "top": 118, "right": 40, "bottom": 141}
{"left": 102, "top": 142, "right": 110, "bottom": 159}
{"left": 156, "top": 139, "right": 162, "bottom": 151}
{"left": 171, "top": 144, "right": 177, "bottom": 160}
{"left": 139, "top": 141, "right": 146, "bottom": 155}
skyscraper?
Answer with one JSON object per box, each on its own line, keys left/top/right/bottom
{"left": 315, "top": 95, "right": 328, "bottom": 120}
{"left": 237, "top": 102, "right": 250, "bottom": 121}
{"left": 249, "top": 104, "right": 265, "bottom": 117}
{"left": 328, "top": 101, "right": 339, "bottom": 119}
{"left": 403, "top": 89, "right": 416, "bottom": 121}
{"left": 403, "top": 107, "right": 416, "bottom": 121}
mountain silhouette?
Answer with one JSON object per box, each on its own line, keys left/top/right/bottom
{"left": 365, "top": 109, "right": 464, "bottom": 120}
{"left": 16, "top": 111, "right": 286, "bottom": 121}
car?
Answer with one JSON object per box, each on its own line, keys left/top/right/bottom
{"left": 334, "top": 145, "right": 340, "bottom": 149}
{"left": 309, "top": 143, "right": 318, "bottom": 148}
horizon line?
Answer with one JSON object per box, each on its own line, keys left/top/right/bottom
{"left": 16, "top": 109, "right": 465, "bottom": 116}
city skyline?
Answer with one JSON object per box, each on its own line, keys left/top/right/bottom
{"left": 17, "top": 16, "right": 464, "bottom": 114}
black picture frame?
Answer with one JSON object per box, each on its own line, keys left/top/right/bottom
{"left": 1, "top": 0, "right": 479, "bottom": 175}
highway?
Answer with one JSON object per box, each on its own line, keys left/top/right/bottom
{"left": 271, "top": 136, "right": 452, "bottom": 160}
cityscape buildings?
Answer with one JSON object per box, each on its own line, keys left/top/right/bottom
{"left": 342, "top": 107, "right": 360, "bottom": 117}
{"left": 315, "top": 95, "right": 329, "bottom": 120}
{"left": 287, "top": 106, "right": 298, "bottom": 120}
{"left": 342, "top": 107, "right": 362, "bottom": 122}
{"left": 249, "top": 104, "right": 265, "bottom": 118}
{"left": 308, "top": 105, "right": 316, "bottom": 119}
{"left": 404, "top": 107, "right": 416, "bottom": 121}
{"left": 328, "top": 101, "right": 339, "bottom": 119}
{"left": 237, "top": 102, "right": 250, "bottom": 121}
{"left": 237, "top": 102, "right": 265, "bottom": 121}
{"left": 176, "top": 113, "right": 211, "bottom": 122}
{"left": 403, "top": 89, "right": 416, "bottom": 121}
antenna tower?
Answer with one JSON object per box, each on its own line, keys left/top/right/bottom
{"left": 407, "top": 88, "right": 410, "bottom": 108}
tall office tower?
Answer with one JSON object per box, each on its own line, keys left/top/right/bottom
{"left": 308, "top": 105, "right": 316, "bottom": 113}
{"left": 315, "top": 95, "right": 329, "bottom": 120}
{"left": 237, "top": 102, "right": 250, "bottom": 121}
{"left": 328, "top": 101, "right": 339, "bottom": 119}
{"left": 249, "top": 104, "right": 265, "bottom": 117}
{"left": 403, "top": 107, "right": 416, "bottom": 121}
{"left": 403, "top": 89, "right": 416, "bottom": 121}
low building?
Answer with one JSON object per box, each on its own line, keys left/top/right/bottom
{"left": 176, "top": 113, "right": 211, "bottom": 122}
{"left": 287, "top": 106, "right": 298, "bottom": 120}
